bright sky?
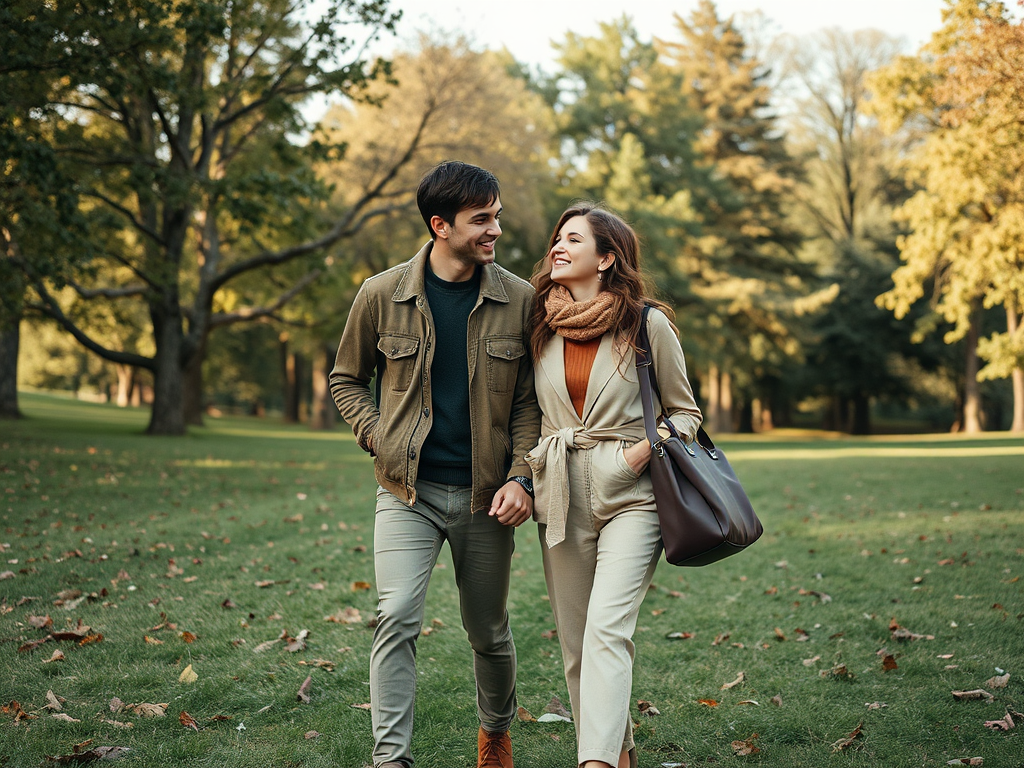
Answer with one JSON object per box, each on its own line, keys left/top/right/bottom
{"left": 382, "top": 0, "right": 948, "bottom": 67}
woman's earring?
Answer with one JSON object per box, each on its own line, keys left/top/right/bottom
{"left": 597, "top": 270, "right": 604, "bottom": 282}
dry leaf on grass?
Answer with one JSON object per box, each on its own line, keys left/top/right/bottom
{"left": 882, "top": 654, "right": 899, "bottom": 672}
{"left": 130, "top": 703, "right": 168, "bottom": 717}
{"left": 179, "top": 711, "right": 199, "bottom": 731}
{"left": 324, "top": 607, "right": 362, "bottom": 624}
{"left": 802, "top": 655, "right": 821, "bottom": 667}
{"left": 985, "top": 673, "right": 1010, "bottom": 689}
{"left": 737, "top": 700, "right": 759, "bottom": 706}
{"left": 350, "top": 703, "right": 372, "bottom": 711}
{"left": 891, "top": 627, "right": 934, "bottom": 641}
{"left": 698, "top": 699, "right": 719, "bottom": 707}
{"left": 731, "top": 734, "right": 760, "bottom": 756}
{"left": 45, "top": 690, "right": 65, "bottom": 711}
{"left": 42, "top": 649, "right": 65, "bottom": 664}
{"left": 51, "top": 713, "right": 81, "bottom": 723}
{"left": 179, "top": 664, "right": 198, "bottom": 684}
{"left": 298, "top": 659, "right": 336, "bottom": 671}
{"left": 541, "top": 628, "right": 557, "bottom": 640}
{"left": 28, "top": 614, "right": 53, "bottom": 629}
{"left": 712, "top": 632, "right": 730, "bottom": 646}
{"left": 304, "top": 730, "right": 320, "bottom": 739}
{"left": 946, "top": 759, "right": 983, "bottom": 766}
{"left": 542, "top": 695, "right": 572, "bottom": 721}
{"left": 666, "top": 631, "right": 694, "bottom": 640}
{"left": 285, "top": 629, "right": 309, "bottom": 652}
{"left": 351, "top": 581, "right": 372, "bottom": 591}
{"left": 831, "top": 722, "right": 864, "bottom": 752}
{"left": 865, "top": 702, "right": 887, "bottom": 710}
{"left": 179, "top": 631, "right": 197, "bottom": 644}
{"left": 101, "top": 719, "right": 133, "bottom": 729}
{"left": 636, "top": 700, "right": 661, "bottom": 716}
{"left": 297, "top": 676, "right": 312, "bottom": 704}
{"left": 108, "top": 698, "right": 124, "bottom": 713}
{"left": 45, "top": 746, "right": 131, "bottom": 762}
{"left": 3, "top": 700, "right": 36, "bottom": 721}
{"left": 952, "top": 689, "right": 994, "bottom": 702}
{"left": 143, "top": 636, "right": 163, "bottom": 645}
{"left": 770, "top": 694, "right": 783, "bottom": 707}
{"left": 517, "top": 706, "right": 537, "bottom": 722}
{"left": 721, "top": 672, "right": 745, "bottom": 690}
{"left": 983, "top": 713, "right": 1014, "bottom": 731}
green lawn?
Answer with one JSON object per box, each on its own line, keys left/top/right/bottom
{"left": 2, "top": 393, "right": 1022, "bottom": 767}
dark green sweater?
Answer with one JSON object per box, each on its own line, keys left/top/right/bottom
{"left": 418, "top": 265, "right": 480, "bottom": 486}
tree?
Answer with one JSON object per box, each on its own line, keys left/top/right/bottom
{"left": 869, "top": 0, "right": 1024, "bottom": 432}
{"left": 776, "top": 28, "right": 930, "bottom": 433}
{"left": 5, "top": 0, "right": 402, "bottom": 434}
{"left": 295, "top": 37, "right": 557, "bottom": 427}
{"left": 660, "top": 0, "right": 820, "bottom": 432}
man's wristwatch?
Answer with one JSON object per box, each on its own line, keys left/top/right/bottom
{"left": 510, "top": 475, "right": 534, "bottom": 497}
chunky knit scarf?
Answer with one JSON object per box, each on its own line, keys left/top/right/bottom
{"left": 544, "top": 285, "right": 617, "bottom": 341}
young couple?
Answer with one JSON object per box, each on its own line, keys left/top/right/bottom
{"left": 331, "top": 161, "right": 702, "bottom": 768}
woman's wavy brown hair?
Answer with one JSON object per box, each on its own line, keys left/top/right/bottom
{"left": 529, "top": 202, "right": 676, "bottom": 363}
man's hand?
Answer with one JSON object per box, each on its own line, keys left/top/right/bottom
{"left": 488, "top": 481, "right": 533, "bottom": 527}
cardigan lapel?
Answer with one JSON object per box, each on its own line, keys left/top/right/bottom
{"left": 538, "top": 334, "right": 581, "bottom": 424}
{"left": 581, "top": 333, "right": 629, "bottom": 423}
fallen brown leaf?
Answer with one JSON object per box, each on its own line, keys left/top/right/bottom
{"left": 42, "top": 649, "right": 65, "bottom": 664}
{"left": 698, "top": 698, "right": 719, "bottom": 707}
{"left": 179, "top": 631, "right": 197, "bottom": 644}
{"left": 721, "top": 672, "right": 745, "bottom": 690}
{"left": 351, "top": 581, "right": 372, "bottom": 591}
{"left": 666, "top": 631, "right": 694, "bottom": 640}
{"left": 130, "top": 702, "right": 168, "bottom": 717}
{"left": 946, "top": 759, "right": 983, "bottom": 766}
{"left": 770, "top": 694, "right": 783, "bottom": 707}
{"left": 51, "top": 713, "right": 81, "bottom": 723}
{"left": 540, "top": 628, "right": 557, "bottom": 640}
{"left": 985, "top": 673, "right": 1010, "bottom": 689}
{"left": 304, "top": 730, "right": 320, "bottom": 739}
{"left": 516, "top": 706, "right": 537, "bottom": 723}
{"left": 350, "top": 703, "right": 372, "bottom": 710}
{"left": 712, "top": 632, "right": 730, "bottom": 646}
{"left": 44, "top": 746, "right": 131, "bottom": 763}
{"left": 731, "top": 733, "right": 760, "bottom": 756}
{"left": 636, "top": 700, "right": 661, "bottom": 716}
{"left": 44, "top": 690, "right": 64, "bottom": 711}
{"left": 179, "top": 664, "right": 198, "bottom": 684}
{"left": 802, "top": 655, "right": 821, "bottom": 667}
{"left": 831, "top": 722, "right": 864, "bottom": 752}
{"left": 324, "top": 607, "right": 362, "bottom": 624}
{"left": 297, "top": 675, "right": 313, "bottom": 704}
{"left": 28, "top": 614, "right": 53, "bottom": 630}
{"left": 179, "top": 711, "right": 199, "bottom": 731}
{"left": 952, "top": 689, "right": 994, "bottom": 702}
{"left": 101, "top": 719, "right": 133, "bottom": 729}
{"left": 285, "top": 629, "right": 309, "bottom": 653}
{"left": 865, "top": 702, "right": 888, "bottom": 710}
{"left": 983, "top": 713, "right": 1014, "bottom": 731}
{"left": 542, "top": 695, "right": 572, "bottom": 721}
{"left": 882, "top": 654, "right": 899, "bottom": 672}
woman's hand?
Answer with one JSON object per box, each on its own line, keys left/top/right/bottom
{"left": 623, "top": 438, "right": 652, "bottom": 474}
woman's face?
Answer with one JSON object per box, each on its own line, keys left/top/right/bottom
{"left": 548, "top": 215, "right": 613, "bottom": 301}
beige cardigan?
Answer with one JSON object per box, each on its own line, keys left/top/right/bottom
{"left": 526, "top": 308, "right": 703, "bottom": 548}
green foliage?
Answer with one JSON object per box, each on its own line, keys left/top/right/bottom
{"left": 1, "top": 395, "right": 1022, "bottom": 766}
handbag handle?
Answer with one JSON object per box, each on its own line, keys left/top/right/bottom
{"left": 636, "top": 306, "right": 718, "bottom": 460}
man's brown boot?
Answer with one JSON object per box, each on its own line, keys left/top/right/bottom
{"left": 477, "top": 726, "right": 512, "bottom": 768}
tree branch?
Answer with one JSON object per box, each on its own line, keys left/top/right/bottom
{"left": 209, "top": 268, "right": 323, "bottom": 328}
{"left": 85, "top": 190, "right": 165, "bottom": 245}
{"left": 21, "top": 276, "right": 155, "bottom": 370}
{"left": 209, "top": 99, "right": 437, "bottom": 293}
{"left": 69, "top": 281, "right": 149, "bottom": 300}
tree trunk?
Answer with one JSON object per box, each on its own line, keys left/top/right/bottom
{"left": 309, "top": 344, "right": 336, "bottom": 431}
{"left": 719, "top": 370, "right": 733, "bottom": 432}
{"left": 706, "top": 364, "right": 721, "bottom": 431}
{"left": 962, "top": 306, "right": 983, "bottom": 434}
{"left": 281, "top": 335, "right": 303, "bottom": 424}
{"left": 1007, "top": 305, "right": 1024, "bottom": 433}
{"left": 737, "top": 399, "right": 754, "bottom": 433}
{"left": 114, "top": 364, "right": 135, "bottom": 408}
{"left": 183, "top": 333, "right": 208, "bottom": 427}
{"left": 851, "top": 393, "right": 871, "bottom": 435}
{"left": 146, "top": 308, "right": 186, "bottom": 436}
{"left": 0, "top": 316, "right": 21, "bottom": 420}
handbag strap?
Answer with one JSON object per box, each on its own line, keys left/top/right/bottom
{"left": 636, "top": 305, "right": 717, "bottom": 457}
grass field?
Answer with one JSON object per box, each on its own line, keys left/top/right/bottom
{"left": 1, "top": 392, "right": 1022, "bottom": 767}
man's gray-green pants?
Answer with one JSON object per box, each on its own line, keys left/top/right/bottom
{"left": 369, "top": 480, "right": 517, "bottom": 767}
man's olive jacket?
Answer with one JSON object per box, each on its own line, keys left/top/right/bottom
{"left": 330, "top": 241, "right": 540, "bottom": 511}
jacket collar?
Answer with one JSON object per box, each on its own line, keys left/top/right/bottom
{"left": 393, "top": 240, "right": 510, "bottom": 304}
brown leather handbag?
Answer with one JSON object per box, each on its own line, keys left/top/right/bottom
{"left": 636, "top": 307, "right": 763, "bottom": 566}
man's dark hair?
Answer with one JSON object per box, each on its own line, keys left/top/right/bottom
{"left": 416, "top": 161, "right": 500, "bottom": 238}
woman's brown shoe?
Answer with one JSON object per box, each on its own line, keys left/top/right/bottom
{"left": 477, "top": 726, "right": 513, "bottom": 768}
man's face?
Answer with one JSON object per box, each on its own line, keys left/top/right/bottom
{"left": 440, "top": 196, "right": 502, "bottom": 267}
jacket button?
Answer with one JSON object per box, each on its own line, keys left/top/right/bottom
{"left": 505, "top": 349, "right": 512, "bottom": 357}
{"left": 423, "top": 407, "right": 429, "bottom": 416}
{"left": 409, "top": 449, "right": 416, "bottom": 459}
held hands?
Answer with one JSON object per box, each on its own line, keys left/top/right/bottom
{"left": 488, "top": 481, "right": 534, "bottom": 527}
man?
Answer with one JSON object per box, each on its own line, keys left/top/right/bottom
{"left": 330, "top": 161, "right": 540, "bottom": 768}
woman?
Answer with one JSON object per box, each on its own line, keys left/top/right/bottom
{"left": 524, "top": 203, "right": 702, "bottom": 768}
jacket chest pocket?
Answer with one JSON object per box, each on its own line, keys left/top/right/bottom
{"left": 378, "top": 334, "right": 420, "bottom": 392}
{"left": 485, "top": 337, "right": 525, "bottom": 394}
